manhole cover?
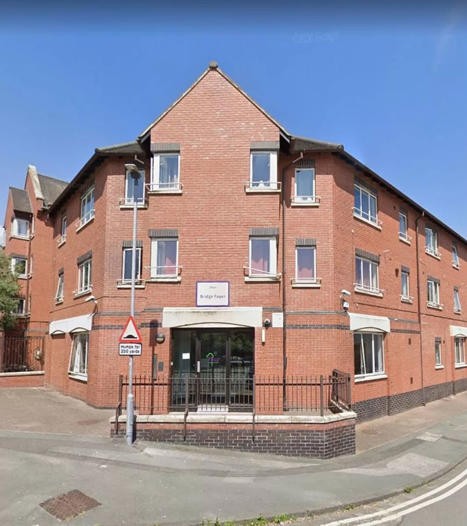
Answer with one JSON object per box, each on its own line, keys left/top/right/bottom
{"left": 40, "top": 489, "right": 100, "bottom": 520}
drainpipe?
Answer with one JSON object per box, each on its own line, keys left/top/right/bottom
{"left": 415, "top": 211, "right": 426, "bottom": 405}
{"left": 281, "top": 151, "right": 303, "bottom": 409}
{"left": 24, "top": 212, "right": 34, "bottom": 335}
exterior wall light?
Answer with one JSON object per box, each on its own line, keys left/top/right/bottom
{"left": 156, "top": 333, "right": 165, "bottom": 344}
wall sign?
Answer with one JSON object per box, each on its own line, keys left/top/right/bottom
{"left": 196, "top": 281, "right": 230, "bottom": 307}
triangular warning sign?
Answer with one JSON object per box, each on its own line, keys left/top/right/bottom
{"left": 119, "top": 316, "right": 142, "bottom": 343}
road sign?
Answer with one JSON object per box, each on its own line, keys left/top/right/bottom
{"left": 119, "top": 316, "right": 142, "bottom": 343}
{"left": 119, "top": 343, "right": 142, "bottom": 356}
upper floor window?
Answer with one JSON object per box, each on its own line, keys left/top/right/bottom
{"left": 427, "top": 277, "right": 441, "bottom": 308}
{"left": 122, "top": 246, "right": 142, "bottom": 283}
{"left": 454, "top": 287, "right": 462, "bottom": 313}
{"left": 11, "top": 256, "right": 27, "bottom": 278}
{"left": 125, "top": 170, "right": 145, "bottom": 205}
{"left": 249, "top": 236, "right": 277, "bottom": 278}
{"left": 14, "top": 297, "right": 26, "bottom": 315}
{"left": 80, "top": 186, "right": 95, "bottom": 228}
{"left": 354, "top": 333, "right": 384, "bottom": 378}
{"left": 355, "top": 252, "right": 381, "bottom": 295}
{"left": 294, "top": 168, "right": 316, "bottom": 203}
{"left": 296, "top": 245, "right": 316, "bottom": 282}
{"left": 56, "top": 272, "right": 64, "bottom": 302}
{"left": 401, "top": 267, "right": 410, "bottom": 301}
{"left": 77, "top": 257, "right": 92, "bottom": 294}
{"left": 60, "top": 216, "right": 67, "bottom": 243}
{"left": 354, "top": 182, "right": 377, "bottom": 225}
{"left": 250, "top": 152, "right": 278, "bottom": 190}
{"left": 12, "top": 217, "right": 30, "bottom": 238}
{"left": 150, "top": 237, "right": 179, "bottom": 278}
{"left": 455, "top": 337, "right": 465, "bottom": 367}
{"left": 69, "top": 332, "right": 89, "bottom": 379}
{"left": 150, "top": 154, "right": 180, "bottom": 192}
{"left": 399, "top": 210, "right": 409, "bottom": 242}
{"left": 425, "top": 227, "right": 439, "bottom": 258}
{"left": 452, "top": 244, "right": 460, "bottom": 268}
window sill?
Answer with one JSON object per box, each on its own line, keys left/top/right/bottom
{"left": 146, "top": 277, "right": 181, "bottom": 283}
{"left": 452, "top": 263, "right": 460, "bottom": 270}
{"left": 68, "top": 373, "right": 88, "bottom": 382}
{"left": 399, "top": 235, "right": 411, "bottom": 246}
{"left": 117, "top": 283, "right": 146, "bottom": 289}
{"left": 435, "top": 365, "right": 444, "bottom": 370}
{"left": 119, "top": 204, "right": 148, "bottom": 210}
{"left": 74, "top": 289, "right": 93, "bottom": 299}
{"left": 401, "top": 296, "right": 414, "bottom": 304}
{"left": 454, "top": 310, "right": 462, "bottom": 315}
{"left": 57, "top": 238, "right": 66, "bottom": 248}
{"left": 427, "top": 302, "right": 443, "bottom": 310}
{"left": 76, "top": 216, "right": 95, "bottom": 233}
{"left": 17, "top": 275, "right": 29, "bottom": 281}
{"left": 455, "top": 363, "right": 467, "bottom": 369}
{"left": 354, "top": 286, "right": 383, "bottom": 298}
{"left": 291, "top": 280, "right": 321, "bottom": 288}
{"left": 291, "top": 200, "right": 320, "bottom": 207}
{"left": 245, "top": 187, "right": 281, "bottom": 194}
{"left": 9, "top": 234, "right": 31, "bottom": 241}
{"left": 147, "top": 189, "right": 183, "bottom": 195}
{"left": 55, "top": 298, "right": 64, "bottom": 305}
{"left": 355, "top": 373, "right": 387, "bottom": 383}
{"left": 13, "top": 313, "right": 30, "bottom": 318}
{"left": 425, "top": 249, "right": 441, "bottom": 261}
{"left": 353, "top": 213, "right": 382, "bottom": 231}
{"left": 245, "top": 276, "right": 281, "bottom": 283}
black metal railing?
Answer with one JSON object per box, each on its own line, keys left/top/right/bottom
{"left": 0, "top": 335, "right": 45, "bottom": 373}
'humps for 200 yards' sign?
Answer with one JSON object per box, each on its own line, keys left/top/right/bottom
{"left": 196, "top": 281, "right": 230, "bottom": 307}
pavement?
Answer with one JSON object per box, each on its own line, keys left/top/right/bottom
{"left": 1, "top": 387, "right": 467, "bottom": 525}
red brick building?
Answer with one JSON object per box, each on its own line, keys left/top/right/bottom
{"left": 2, "top": 63, "right": 466, "bottom": 455}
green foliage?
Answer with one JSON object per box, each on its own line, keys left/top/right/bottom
{"left": 0, "top": 250, "right": 21, "bottom": 330}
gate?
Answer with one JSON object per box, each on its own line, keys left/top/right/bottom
{"left": 0, "top": 335, "right": 45, "bottom": 373}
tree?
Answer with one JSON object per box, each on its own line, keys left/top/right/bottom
{"left": 0, "top": 249, "right": 21, "bottom": 330}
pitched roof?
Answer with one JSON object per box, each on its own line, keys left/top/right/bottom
{"left": 10, "top": 187, "right": 32, "bottom": 214}
{"left": 37, "top": 174, "right": 68, "bottom": 207}
{"left": 290, "top": 135, "right": 344, "bottom": 152}
{"left": 95, "top": 141, "right": 144, "bottom": 155}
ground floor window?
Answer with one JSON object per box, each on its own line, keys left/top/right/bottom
{"left": 354, "top": 332, "right": 384, "bottom": 378}
{"left": 455, "top": 337, "right": 465, "bottom": 366}
{"left": 69, "top": 332, "right": 89, "bottom": 379}
{"left": 435, "top": 338, "right": 442, "bottom": 367}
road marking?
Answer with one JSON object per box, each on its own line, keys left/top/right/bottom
{"left": 322, "top": 468, "right": 467, "bottom": 525}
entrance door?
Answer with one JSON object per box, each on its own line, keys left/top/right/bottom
{"left": 171, "top": 328, "right": 254, "bottom": 411}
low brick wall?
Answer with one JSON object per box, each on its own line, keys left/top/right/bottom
{"left": 0, "top": 371, "right": 44, "bottom": 388}
{"left": 111, "top": 414, "right": 356, "bottom": 459}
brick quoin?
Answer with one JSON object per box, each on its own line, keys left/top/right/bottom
{"left": 3, "top": 63, "right": 467, "bottom": 427}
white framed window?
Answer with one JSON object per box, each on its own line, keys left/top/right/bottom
{"left": 56, "top": 272, "right": 64, "bottom": 302}
{"left": 11, "top": 256, "right": 27, "bottom": 278}
{"left": 122, "top": 247, "right": 142, "bottom": 282}
{"left": 355, "top": 255, "right": 380, "bottom": 294}
{"left": 399, "top": 210, "right": 409, "bottom": 241}
{"left": 249, "top": 236, "right": 277, "bottom": 277}
{"left": 80, "top": 186, "right": 95, "bottom": 227}
{"left": 250, "top": 152, "right": 278, "bottom": 189}
{"left": 294, "top": 168, "right": 315, "bottom": 202}
{"left": 354, "top": 183, "right": 377, "bottom": 224}
{"left": 354, "top": 333, "right": 384, "bottom": 378}
{"left": 455, "top": 337, "right": 465, "bottom": 366}
{"left": 78, "top": 258, "right": 92, "bottom": 294}
{"left": 125, "top": 170, "right": 145, "bottom": 205}
{"left": 401, "top": 269, "right": 410, "bottom": 300}
{"left": 427, "top": 278, "right": 441, "bottom": 307}
{"left": 150, "top": 154, "right": 180, "bottom": 191}
{"left": 68, "top": 332, "right": 89, "bottom": 379}
{"left": 452, "top": 244, "right": 460, "bottom": 268}
{"left": 454, "top": 287, "right": 462, "bottom": 313}
{"left": 60, "top": 216, "right": 67, "bottom": 242}
{"left": 435, "top": 339, "right": 442, "bottom": 367}
{"left": 425, "top": 227, "right": 439, "bottom": 257}
{"left": 14, "top": 297, "right": 26, "bottom": 315}
{"left": 12, "top": 217, "right": 30, "bottom": 238}
{"left": 295, "top": 246, "right": 316, "bottom": 282}
{"left": 150, "top": 238, "right": 178, "bottom": 278}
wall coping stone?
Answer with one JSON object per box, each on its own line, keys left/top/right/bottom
{"left": 0, "top": 371, "right": 44, "bottom": 377}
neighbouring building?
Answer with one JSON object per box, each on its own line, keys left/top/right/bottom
{"left": 2, "top": 62, "right": 466, "bottom": 457}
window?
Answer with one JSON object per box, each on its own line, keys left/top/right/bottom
{"left": 399, "top": 210, "right": 409, "bottom": 241}
{"left": 250, "top": 152, "right": 278, "bottom": 189}
{"left": 401, "top": 268, "right": 410, "bottom": 300}
{"left": 122, "top": 247, "right": 142, "bottom": 282}
{"left": 69, "top": 333, "right": 89, "bottom": 379}
{"left": 12, "top": 217, "right": 30, "bottom": 238}
{"left": 294, "top": 168, "right": 315, "bottom": 202}
{"left": 435, "top": 339, "right": 442, "bottom": 367}
{"left": 150, "top": 238, "right": 178, "bottom": 278}
{"left": 60, "top": 216, "right": 67, "bottom": 242}
{"left": 11, "top": 257, "right": 27, "bottom": 278}
{"left": 454, "top": 287, "right": 462, "bottom": 313}
{"left": 455, "top": 337, "right": 466, "bottom": 366}
{"left": 78, "top": 258, "right": 92, "bottom": 294}
{"left": 355, "top": 255, "right": 380, "bottom": 294}
{"left": 425, "top": 227, "right": 439, "bottom": 257}
{"left": 249, "top": 237, "right": 277, "bottom": 277}
{"left": 151, "top": 154, "right": 180, "bottom": 191}
{"left": 452, "top": 244, "right": 460, "bottom": 268}
{"left": 427, "top": 278, "right": 441, "bottom": 307}
{"left": 80, "top": 186, "right": 95, "bottom": 227}
{"left": 56, "top": 272, "right": 64, "bottom": 302}
{"left": 295, "top": 246, "right": 316, "bottom": 282}
{"left": 14, "top": 297, "right": 26, "bottom": 315}
{"left": 354, "top": 183, "right": 377, "bottom": 224}
{"left": 354, "top": 333, "right": 384, "bottom": 377}
{"left": 125, "top": 170, "right": 145, "bottom": 205}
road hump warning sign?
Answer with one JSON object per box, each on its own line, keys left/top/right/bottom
{"left": 119, "top": 316, "right": 142, "bottom": 343}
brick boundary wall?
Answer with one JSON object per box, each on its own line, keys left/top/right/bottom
{"left": 111, "top": 421, "right": 356, "bottom": 459}
{"left": 0, "top": 372, "right": 44, "bottom": 388}
{"left": 354, "top": 379, "right": 467, "bottom": 422}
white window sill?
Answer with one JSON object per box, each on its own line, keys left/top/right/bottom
{"left": 117, "top": 283, "right": 146, "bottom": 289}
{"left": 245, "top": 275, "right": 281, "bottom": 283}
{"left": 57, "top": 238, "right": 66, "bottom": 248}
{"left": 435, "top": 365, "right": 444, "bottom": 370}
{"left": 147, "top": 189, "right": 183, "bottom": 195}
{"left": 353, "top": 213, "right": 382, "bottom": 231}
{"left": 17, "top": 275, "right": 29, "bottom": 280}
{"left": 291, "top": 200, "right": 320, "bottom": 207}
{"left": 55, "top": 298, "right": 64, "bottom": 305}
{"left": 427, "top": 302, "right": 443, "bottom": 310}
{"left": 454, "top": 310, "right": 462, "bottom": 315}
{"left": 119, "top": 204, "right": 148, "bottom": 210}
{"left": 245, "top": 187, "right": 281, "bottom": 194}
{"left": 76, "top": 216, "right": 95, "bottom": 233}
{"left": 13, "top": 313, "right": 30, "bottom": 318}
{"left": 9, "top": 234, "right": 31, "bottom": 241}
{"left": 74, "top": 289, "right": 93, "bottom": 299}
{"left": 147, "top": 277, "right": 182, "bottom": 283}
{"left": 452, "top": 263, "right": 460, "bottom": 270}
{"left": 425, "top": 249, "right": 441, "bottom": 260}
{"left": 355, "top": 373, "right": 387, "bottom": 383}
{"left": 291, "top": 280, "right": 321, "bottom": 288}
{"left": 399, "top": 235, "right": 411, "bottom": 246}
{"left": 401, "top": 296, "right": 414, "bottom": 304}
{"left": 455, "top": 363, "right": 467, "bottom": 369}
{"left": 68, "top": 373, "right": 88, "bottom": 382}
{"left": 354, "top": 286, "right": 383, "bottom": 298}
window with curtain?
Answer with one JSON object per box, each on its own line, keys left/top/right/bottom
{"left": 354, "top": 333, "right": 384, "bottom": 377}
{"left": 151, "top": 239, "right": 178, "bottom": 277}
{"left": 249, "top": 237, "right": 276, "bottom": 276}
{"left": 69, "top": 333, "right": 89, "bottom": 378}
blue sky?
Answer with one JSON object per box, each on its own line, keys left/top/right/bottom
{"left": 1, "top": 1, "right": 466, "bottom": 236}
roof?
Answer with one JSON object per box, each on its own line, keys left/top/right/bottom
{"left": 95, "top": 141, "right": 144, "bottom": 155}
{"left": 10, "top": 187, "right": 32, "bottom": 214}
{"left": 37, "top": 174, "right": 68, "bottom": 207}
{"left": 290, "top": 135, "right": 344, "bottom": 152}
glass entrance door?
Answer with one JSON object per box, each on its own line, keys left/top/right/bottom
{"left": 198, "top": 332, "right": 228, "bottom": 408}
